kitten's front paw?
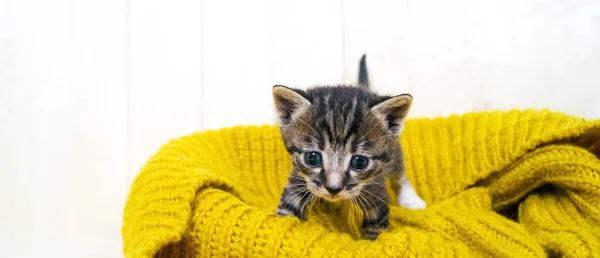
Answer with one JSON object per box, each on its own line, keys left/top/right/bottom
{"left": 398, "top": 187, "right": 427, "bottom": 209}
{"left": 362, "top": 222, "right": 387, "bottom": 240}
{"left": 363, "top": 230, "right": 382, "bottom": 241}
{"left": 276, "top": 208, "right": 295, "bottom": 217}
{"left": 398, "top": 177, "right": 427, "bottom": 209}
{"left": 399, "top": 197, "right": 426, "bottom": 209}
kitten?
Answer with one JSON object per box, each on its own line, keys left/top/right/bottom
{"left": 273, "top": 55, "right": 425, "bottom": 240}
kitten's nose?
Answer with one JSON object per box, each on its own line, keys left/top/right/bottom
{"left": 325, "top": 186, "right": 343, "bottom": 196}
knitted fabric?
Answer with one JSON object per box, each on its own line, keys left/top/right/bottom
{"left": 122, "top": 109, "right": 600, "bottom": 258}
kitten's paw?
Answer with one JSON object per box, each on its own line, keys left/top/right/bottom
{"left": 276, "top": 208, "right": 295, "bottom": 217}
{"left": 363, "top": 230, "right": 381, "bottom": 241}
{"left": 398, "top": 177, "right": 427, "bottom": 209}
{"left": 399, "top": 196, "right": 426, "bottom": 209}
{"left": 362, "top": 223, "right": 387, "bottom": 240}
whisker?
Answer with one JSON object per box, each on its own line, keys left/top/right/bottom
{"left": 350, "top": 196, "right": 360, "bottom": 221}
{"left": 293, "top": 190, "right": 310, "bottom": 209}
{"left": 286, "top": 187, "right": 308, "bottom": 202}
{"left": 357, "top": 192, "right": 376, "bottom": 214}
{"left": 294, "top": 191, "right": 312, "bottom": 219}
{"left": 285, "top": 183, "right": 309, "bottom": 187}
{"left": 288, "top": 186, "right": 307, "bottom": 194}
{"left": 354, "top": 195, "right": 364, "bottom": 212}
{"left": 287, "top": 176, "right": 309, "bottom": 184}
{"left": 359, "top": 182, "right": 381, "bottom": 187}
{"left": 355, "top": 194, "right": 372, "bottom": 229}
{"left": 300, "top": 193, "right": 313, "bottom": 220}
{"left": 361, "top": 194, "right": 383, "bottom": 223}
{"left": 361, "top": 189, "right": 389, "bottom": 207}
{"left": 288, "top": 175, "right": 307, "bottom": 181}
{"left": 307, "top": 195, "right": 319, "bottom": 217}
{"left": 343, "top": 198, "right": 350, "bottom": 213}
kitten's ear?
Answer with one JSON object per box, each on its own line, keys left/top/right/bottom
{"left": 272, "top": 85, "right": 311, "bottom": 125}
{"left": 371, "top": 94, "right": 412, "bottom": 136}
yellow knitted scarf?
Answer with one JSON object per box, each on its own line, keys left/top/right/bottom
{"left": 122, "top": 109, "right": 600, "bottom": 257}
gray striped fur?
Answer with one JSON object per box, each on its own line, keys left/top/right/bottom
{"left": 273, "top": 56, "right": 412, "bottom": 240}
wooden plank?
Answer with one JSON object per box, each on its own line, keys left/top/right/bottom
{"left": 391, "top": 0, "right": 485, "bottom": 117}
{"left": 342, "top": 0, "right": 411, "bottom": 97}
{"left": 405, "top": 0, "right": 600, "bottom": 118}
{"left": 274, "top": 0, "right": 345, "bottom": 88}
{"left": 202, "top": 0, "right": 276, "bottom": 130}
{"left": 461, "top": 0, "right": 600, "bottom": 119}
{"left": 0, "top": 0, "right": 128, "bottom": 256}
{"left": 128, "top": 0, "right": 203, "bottom": 181}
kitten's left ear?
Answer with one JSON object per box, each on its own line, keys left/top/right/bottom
{"left": 371, "top": 94, "right": 412, "bottom": 136}
{"left": 272, "top": 85, "right": 311, "bottom": 125}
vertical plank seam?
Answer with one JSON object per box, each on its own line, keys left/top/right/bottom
{"left": 272, "top": 0, "right": 277, "bottom": 87}
{"left": 340, "top": 0, "right": 346, "bottom": 83}
{"left": 405, "top": 0, "right": 413, "bottom": 92}
{"left": 200, "top": 0, "right": 206, "bottom": 130}
{"left": 125, "top": 0, "right": 132, "bottom": 186}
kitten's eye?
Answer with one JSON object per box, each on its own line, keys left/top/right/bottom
{"left": 304, "top": 152, "right": 322, "bottom": 167}
{"left": 350, "top": 155, "right": 369, "bottom": 171}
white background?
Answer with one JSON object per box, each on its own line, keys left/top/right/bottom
{"left": 1, "top": 0, "right": 599, "bottom": 257}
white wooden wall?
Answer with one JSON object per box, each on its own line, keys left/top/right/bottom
{"left": 1, "top": 0, "right": 599, "bottom": 257}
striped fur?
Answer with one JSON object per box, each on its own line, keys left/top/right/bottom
{"left": 273, "top": 56, "right": 412, "bottom": 240}
{"left": 358, "top": 54, "right": 369, "bottom": 89}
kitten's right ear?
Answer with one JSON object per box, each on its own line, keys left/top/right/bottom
{"left": 272, "top": 85, "right": 311, "bottom": 125}
{"left": 371, "top": 94, "right": 412, "bottom": 136}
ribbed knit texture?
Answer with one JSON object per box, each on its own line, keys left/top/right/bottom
{"left": 122, "top": 109, "right": 600, "bottom": 258}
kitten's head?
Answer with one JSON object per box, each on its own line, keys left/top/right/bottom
{"left": 273, "top": 85, "right": 412, "bottom": 201}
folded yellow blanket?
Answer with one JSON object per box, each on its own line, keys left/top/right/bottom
{"left": 122, "top": 109, "right": 600, "bottom": 257}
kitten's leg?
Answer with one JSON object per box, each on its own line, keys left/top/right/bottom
{"left": 398, "top": 175, "right": 426, "bottom": 209}
{"left": 276, "top": 176, "right": 312, "bottom": 219}
{"left": 359, "top": 184, "right": 390, "bottom": 240}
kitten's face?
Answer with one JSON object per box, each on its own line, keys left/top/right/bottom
{"left": 273, "top": 85, "right": 412, "bottom": 201}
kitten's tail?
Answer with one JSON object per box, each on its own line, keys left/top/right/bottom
{"left": 358, "top": 54, "right": 369, "bottom": 90}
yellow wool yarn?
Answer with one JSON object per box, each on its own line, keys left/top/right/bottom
{"left": 122, "top": 109, "right": 600, "bottom": 258}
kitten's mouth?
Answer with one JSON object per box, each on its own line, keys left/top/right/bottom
{"left": 313, "top": 190, "right": 359, "bottom": 202}
{"left": 307, "top": 188, "right": 345, "bottom": 201}
{"left": 307, "top": 181, "right": 361, "bottom": 202}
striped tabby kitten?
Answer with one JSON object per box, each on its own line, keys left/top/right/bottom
{"left": 273, "top": 55, "right": 425, "bottom": 240}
